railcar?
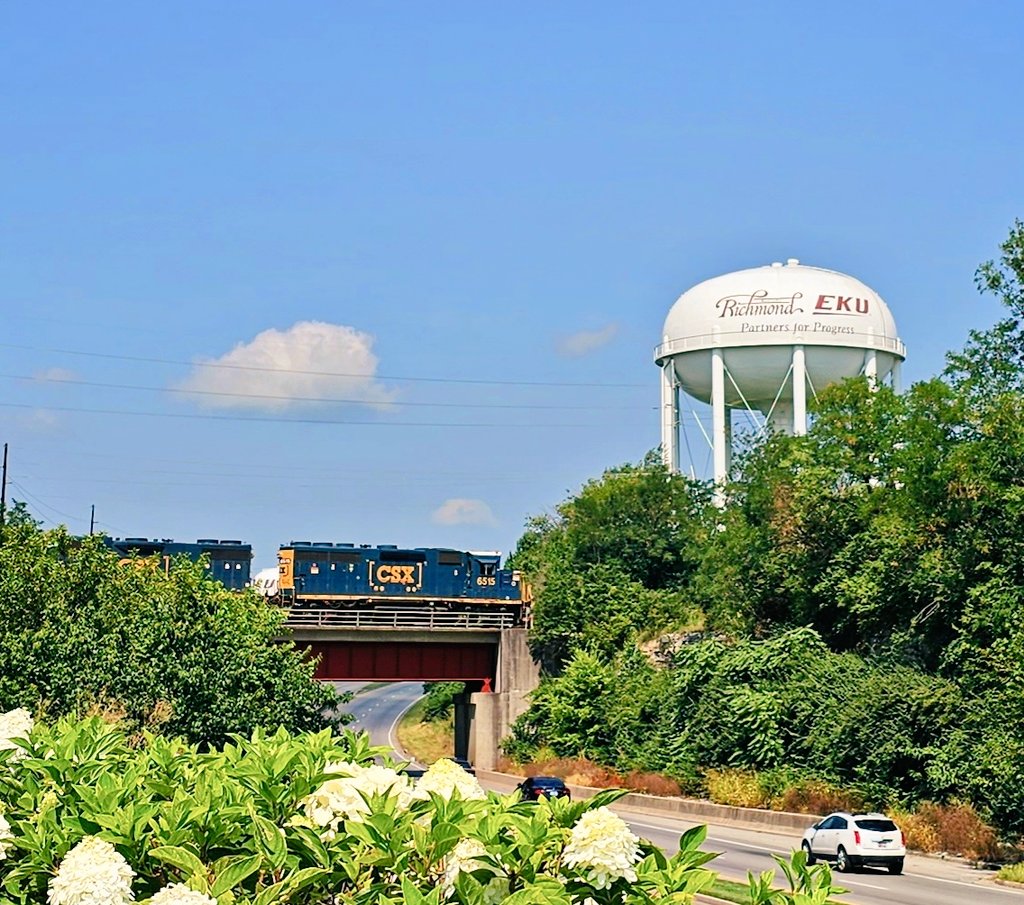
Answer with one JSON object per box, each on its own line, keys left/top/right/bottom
{"left": 275, "top": 541, "right": 528, "bottom": 622}
{"left": 102, "top": 537, "right": 253, "bottom": 590}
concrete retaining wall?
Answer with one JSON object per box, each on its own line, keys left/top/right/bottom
{"left": 478, "top": 769, "right": 817, "bottom": 835}
{"left": 602, "top": 788, "right": 817, "bottom": 834}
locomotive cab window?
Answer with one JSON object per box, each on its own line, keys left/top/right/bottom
{"left": 481, "top": 563, "right": 496, "bottom": 577}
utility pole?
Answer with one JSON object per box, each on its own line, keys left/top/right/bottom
{"left": 0, "top": 442, "right": 7, "bottom": 531}
{"left": 89, "top": 504, "right": 95, "bottom": 535}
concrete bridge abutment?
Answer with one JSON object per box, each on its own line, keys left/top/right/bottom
{"left": 465, "top": 627, "right": 539, "bottom": 770}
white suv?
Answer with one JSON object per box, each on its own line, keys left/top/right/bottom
{"left": 801, "top": 811, "right": 906, "bottom": 875}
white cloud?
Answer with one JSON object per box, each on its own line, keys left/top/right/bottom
{"left": 556, "top": 323, "right": 619, "bottom": 358}
{"left": 175, "top": 321, "right": 395, "bottom": 411}
{"left": 431, "top": 498, "right": 498, "bottom": 527}
{"left": 33, "top": 367, "right": 79, "bottom": 383}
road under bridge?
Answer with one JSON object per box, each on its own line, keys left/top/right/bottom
{"left": 286, "top": 624, "right": 539, "bottom": 769}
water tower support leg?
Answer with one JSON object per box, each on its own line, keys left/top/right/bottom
{"left": 792, "top": 345, "right": 807, "bottom": 436}
{"left": 724, "top": 407, "right": 733, "bottom": 474}
{"left": 711, "top": 348, "right": 728, "bottom": 486}
{"left": 864, "top": 349, "right": 878, "bottom": 386}
{"left": 660, "top": 363, "right": 680, "bottom": 473}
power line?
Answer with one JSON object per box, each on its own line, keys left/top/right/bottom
{"left": 0, "top": 342, "right": 648, "bottom": 389}
{"left": 11, "top": 451, "right": 549, "bottom": 478}
{"left": 6, "top": 480, "right": 91, "bottom": 527}
{"left": 15, "top": 472, "right": 538, "bottom": 489}
{"left": 0, "top": 401, "right": 620, "bottom": 429}
{"left": 2, "top": 372, "right": 648, "bottom": 410}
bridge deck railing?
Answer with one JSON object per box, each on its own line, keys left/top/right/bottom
{"left": 282, "top": 606, "right": 520, "bottom": 631}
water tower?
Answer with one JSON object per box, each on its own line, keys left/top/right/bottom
{"left": 654, "top": 259, "right": 906, "bottom": 483}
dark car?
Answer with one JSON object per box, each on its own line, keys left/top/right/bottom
{"left": 515, "top": 776, "right": 571, "bottom": 800}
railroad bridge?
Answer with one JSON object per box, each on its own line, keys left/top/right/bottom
{"left": 283, "top": 606, "right": 541, "bottom": 770}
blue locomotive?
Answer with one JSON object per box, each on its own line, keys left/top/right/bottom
{"left": 276, "top": 541, "right": 527, "bottom": 614}
{"left": 102, "top": 537, "right": 253, "bottom": 590}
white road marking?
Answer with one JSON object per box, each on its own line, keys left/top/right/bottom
{"left": 387, "top": 687, "right": 423, "bottom": 766}
{"left": 705, "top": 833, "right": 790, "bottom": 855}
{"left": 904, "top": 873, "right": 1021, "bottom": 894}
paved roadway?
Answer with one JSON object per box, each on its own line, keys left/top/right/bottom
{"left": 340, "top": 682, "right": 1020, "bottom": 905}
{"left": 332, "top": 680, "right": 425, "bottom": 765}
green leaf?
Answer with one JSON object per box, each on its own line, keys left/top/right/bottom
{"left": 401, "top": 876, "right": 427, "bottom": 905}
{"left": 149, "top": 845, "right": 208, "bottom": 880}
{"left": 252, "top": 868, "right": 329, "bottom": 905}
{"left": 250, "top": 813, "right": 288, "bottom": 871}
{"left": 211, "top": 855, "right": 263, "bottom": 896}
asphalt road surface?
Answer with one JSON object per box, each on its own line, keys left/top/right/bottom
{"left": 338, "top": 682, "right": 1020, "bottom": 905}
{"left": 333, "top": 680, "right": 425, "bottom": 764}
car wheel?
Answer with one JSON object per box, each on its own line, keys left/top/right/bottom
{"left": 888, "top": 858, "right": 904, "bottom": 876}
{"left": 836, "top": 846, "right": 853, "bottom": 873}
{"left": 801, "top": 841, "right": 817, "bottom": 866}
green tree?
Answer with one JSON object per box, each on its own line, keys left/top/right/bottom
{"left": 0, "top": 498, "right": 41, "bottom": 531}
{"left": 512, "top": 456, "right": 709, "bottom": 671}
{"left": 0, "top": 526, "right": 340, "bottom": 746}
{"left": 946, "top": 218, "right": 1024, "bottom": 401}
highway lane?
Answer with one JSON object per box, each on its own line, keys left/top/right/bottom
{"left": 615, "top": 811, "right": 1016, "bottom": 905}
{"left": 332, "top": 680, "right": 425, "bottom": 763}
{"left": 334, "top": 682, "right": 1019, "bottom": 905}
{"left": 483, "top": 772, "right": 1018, "bottom": 905}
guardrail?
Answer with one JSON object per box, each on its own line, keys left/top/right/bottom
{"left": 282, "top": 606, "right": 520, "bottom": 630}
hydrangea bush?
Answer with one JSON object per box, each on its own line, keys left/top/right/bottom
{"left": 0, "top": 709, "right": 841, "bottom": 905}
{"left": 0, "top": 711, "right": 722, "bottom": 905}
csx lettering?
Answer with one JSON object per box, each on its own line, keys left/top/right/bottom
{"left": 376, "top": 564, "right": 417, "bottom": 584}
{"left": 815, "top": 294, "right": 870, "bottom": 314}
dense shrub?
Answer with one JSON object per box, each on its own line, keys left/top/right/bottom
{"left": 770, "top": 778, "right": 864, "bottom": 817}
{"left": 891, "top": 802, "right": 1001, "bottom": 861}
{"left": 703, "top": 769, "right": 770, "bottom": 810}
{"left": 620, "top": 772, "right": 683, "bottom": 797}
{"left": 0, "top": 526, "right": 339, "bottom": 747}
{"left": 507, "top": 629, "right": 988, "bottom": 826}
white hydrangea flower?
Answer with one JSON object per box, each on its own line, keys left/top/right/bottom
{"left": 0, "top": 813, "right": 13, "bottom": 860}
{"left": 562, "top": 807, "right": 641, "bottom": 890}
{"left": 147, "top": 883, "right": 217, "bottom": 905}
{"left": 298, "top": 761, "right": 413, "bottom": 838}
{"left": 413, "top": 759, "right": 486, "bottom": 801}
{"left": 48, "top": 836, "right": 135, "bottom": 905}
{"left": 442, "top": 838, "right": 489, "bottom": 897}
{"left": 0, "top": 708, "right": 33, "bottom": 761}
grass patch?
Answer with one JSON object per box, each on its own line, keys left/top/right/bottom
{"left": 705, "top": 878, "right": 753, "bottom": 904}
{"left": 706, "top": 877, "right": 845, "bottom": 904}
{"left": 396, "top": 697, "right": 454, "bottom": 764}
{"left": 997, "top": 863, "right": 1024, "bottom": 883}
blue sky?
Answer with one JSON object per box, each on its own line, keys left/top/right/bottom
{"left": 2, "top": 1, "right": 1022, "bottom": 570}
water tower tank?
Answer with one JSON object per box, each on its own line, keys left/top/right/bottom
{"left": 654, "top": 259, "right": 906, "bottom": 483}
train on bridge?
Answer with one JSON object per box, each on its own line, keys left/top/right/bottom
{"left": 102, "top": 536, "right": 253, "bottom": 590}
{"left": 101, "top": 536, "right": 529, "bottom": 627}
